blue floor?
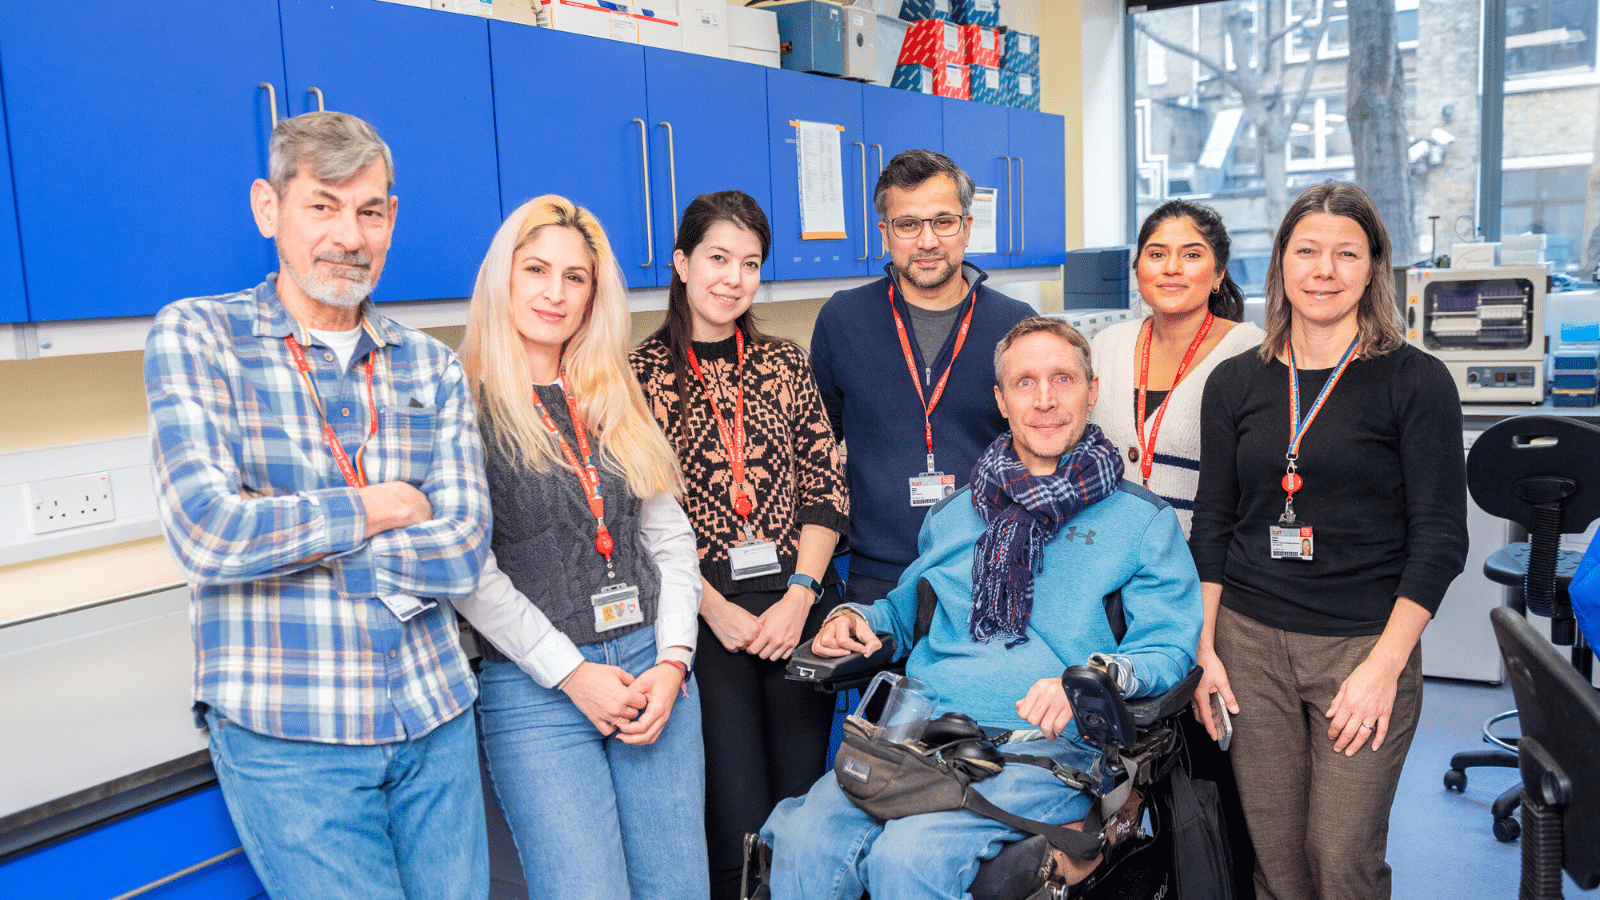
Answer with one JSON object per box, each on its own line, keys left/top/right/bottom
{"left": 1390, "top": 676, "right": 1586, "bottom": 897}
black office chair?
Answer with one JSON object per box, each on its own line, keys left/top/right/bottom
{"left": 1443, "top": 416, "right": 1600, "bottom": 842}
{"left": 1491, "top": 606, "right": 1600, "bottom": 898}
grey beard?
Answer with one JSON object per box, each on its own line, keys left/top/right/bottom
{"left": 281, "top": 253, "right": 377, "bottom": 308}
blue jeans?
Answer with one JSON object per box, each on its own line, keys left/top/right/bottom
{"left": 205, "top": 705, "right": 488, "bottom": 900}
{"left": 477, "top": 626, "right": 709, "bottom": 900}
{"left": 760, "top": 736, "right": 1093, "bottom": 900}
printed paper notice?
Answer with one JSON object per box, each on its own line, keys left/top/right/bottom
{"left": 795, "top": 120, "right": 847, "bottom": 240}
{"left": 968, "top": 187, "right": 998, "bottom": 254}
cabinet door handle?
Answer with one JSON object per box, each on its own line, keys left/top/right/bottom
{"left": 1001, "top": 156, "right": 1015, "bottom": 255}
{"left": 259, "top": 82, "right": 278, "bottom": 128}
{"left": 871, "top": 143, "right": 885, "bottom": 260}
{"left": 107, "top": 846, "right": 245, "bottom": 900}
{"left": 308, "top": 86, "right": 325, "bottom": 112}
{"left": 633, "top": 118, "right": 654, "bottom": 269}
{"left": 855, "top": 141, "right": 868, "bottom": 261}
{"left": 659, "top": 121, "right": 679, "bottom": 244}
{"left": 1015, "top": 155, "right": 1025, "bottom": 256}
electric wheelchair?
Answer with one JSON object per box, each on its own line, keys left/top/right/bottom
{"left": 740, "top": 579, "right": 1223, "bottom": 900}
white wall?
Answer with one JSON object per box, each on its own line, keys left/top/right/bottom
{"left": 1079, "top": 0, "right": 1127, "bottom": 247}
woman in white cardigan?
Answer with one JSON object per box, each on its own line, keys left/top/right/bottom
{"left": 1090, "top": 198, "right": 1263, "bottom": 900}
{"left": 1091, "top": 200, "right": 1264, "bottom": 537}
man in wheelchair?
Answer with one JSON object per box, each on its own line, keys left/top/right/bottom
{"left": 756, "top": 318, "right": 1203, "bottom": 900}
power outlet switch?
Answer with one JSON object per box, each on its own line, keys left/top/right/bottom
{"left": 27, "top": 473, "right": 116, "bottom": 534}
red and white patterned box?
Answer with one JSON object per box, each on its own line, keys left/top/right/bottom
{"left": 960, "top": 24, "right": 1000, "bottom": 67}
{"left": 897, "top": 18, "right": 961, "bottom": 69}
{"left": 933, "top": 60, "right": 969, "bottom": 99}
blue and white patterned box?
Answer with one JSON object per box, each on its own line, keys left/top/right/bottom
{"left": 951, "top": 0, "right": 999, "bottom": 26}
{"left": 891, "top": 63, "right": 936, "bottom": 93}
{"left": 899, "top": 0, "right": 952, "bottom": 22}
{"left": 1000, "top": 67, "right": 1039, "bottom": 110}
{"left": 968, "top": 64, "right": 1004, "bottom": 104}
{"left": 1002, "top": 29, "right": 1040, "bottom": 75}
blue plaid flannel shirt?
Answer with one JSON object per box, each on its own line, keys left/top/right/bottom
{"left": 145, "top": 278, "right": 491, "bottom": 745}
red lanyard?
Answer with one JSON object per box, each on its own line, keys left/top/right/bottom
{"left": 1133, "top": 312, "right": 1214, "bottom": 486}
{"left": 532, "top": 374, "right": 614, "bottom": 562}
{"left": 686, "top": 330, "right": 754, "bottom": 520}
{"left": 888, "top": 282, "right": 977, "bottom": 461}
{"left": 284, "top": 334, "right": 376, "bottom": 489}
{"left": 1281, "top": 337, "right": 1360, "bottom": 507}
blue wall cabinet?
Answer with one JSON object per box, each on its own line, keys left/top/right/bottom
{"left": 0, "top": 785, "right": 264, "bottom": 900}
{"left": 0, "top": 122, "right": 27, "bottom": 323}
{"left": 279, "top": 0, "right": 501, "bottom": 303}
{"left": 0, "top": 0, "right": 285, "bottom": 321}
{"left": 1006, "top": 108, "right": 1067, "bottom": 268}
{"left": 642, "top": 50, "right": 774, "bottom": 285}
{"left": 765, "top": 69, "right": 869, "bottom": 281}
{"left": 939, "top": 98, "right": 1013, "bottom": 270}
{"left": 490, "top": 23, "right": 659, "bottom": 287}
{"left": 860, "top": 84, "right": 946, "bottom": 269}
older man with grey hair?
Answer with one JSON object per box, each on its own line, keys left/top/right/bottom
{"left": 145, "top": 111, "right": 492, "bottom": 899}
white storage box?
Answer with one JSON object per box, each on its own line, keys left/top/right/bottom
{"left": 635, "top": 1, "right": 682, "bottom": 50}
{"left": 727, "top": 2, "right": 781, "bottom": 67}
{"left": 538, "top": 0, "right": 639, "bottom": 42}
{"left": 842, "top": 4, "right": 879, "bottom": 81}
{"left": 680, "top": 1, "right": 730, "bottom": 56}
{"left": 874, "top": 13, "right": 908, "bottom": 84}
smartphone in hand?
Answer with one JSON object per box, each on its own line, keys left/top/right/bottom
{"left": 1212, "top": 692, "right": 1233, "bottom": 751}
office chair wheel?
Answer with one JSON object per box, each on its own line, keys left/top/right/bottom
{"left": 1443, "top": 769, "right": 1467, "bottom": 792}
{"left": 1493, "top": 815, "right": 1521, "bottom": 843}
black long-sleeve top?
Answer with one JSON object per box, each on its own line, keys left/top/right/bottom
{"left": 1189, "top": 344, "right": 1469, "bottom": 636}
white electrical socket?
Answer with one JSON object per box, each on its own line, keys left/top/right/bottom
{"left": 26, "top": 472, "right": 116, "bottom": 534}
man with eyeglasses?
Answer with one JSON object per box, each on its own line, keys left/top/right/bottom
{"left": 811, "top": 149, "right": 1033, "bottom": 607}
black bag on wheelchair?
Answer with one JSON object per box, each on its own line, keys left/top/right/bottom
{"left": 831, "top": 709, "right": 1122, "bottom": 864}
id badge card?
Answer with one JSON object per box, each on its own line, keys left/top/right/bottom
{"left": 592, "top": 582, "right": 644, "bottom": 632}
{"left": 1269, "top": 524, "right": 1314, "bottom": 560}
{"left": 729, "top": 540, "right": 782, "bottom": 580}
{"left": 378, "top": 593, "right": 438, "bottom": 622}
{"left": 909, "top": 472, "right": 955, "bottom": 507}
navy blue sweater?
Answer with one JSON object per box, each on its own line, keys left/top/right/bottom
{"left": 811, "top": 263, "right": 1034, "bottom": 583}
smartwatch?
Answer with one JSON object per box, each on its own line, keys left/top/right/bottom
{"left": 787, "top": 573, "right": 824, "bottom": 601}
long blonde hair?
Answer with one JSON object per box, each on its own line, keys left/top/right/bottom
{"left": 461, "top": 195, "right": 682, "bottom": 498}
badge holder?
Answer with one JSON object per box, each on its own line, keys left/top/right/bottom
{"left": 1269, "top": 460, "right": 1314, "bottom": 561}
{"left": 908, "top": 453, "right": 956, "bottom": 508}
{"left": 592, "top": 581, "right": 643, "bottom": 632}
{"left": 729, "top": 522, "right": 782, "bottom": 580}
{"left": 379, "top": 593, "right": 438, "bottom": 623}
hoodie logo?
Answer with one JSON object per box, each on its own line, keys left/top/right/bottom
{"left": 1064, "top": 526, "right": 1095, "bottom": 545}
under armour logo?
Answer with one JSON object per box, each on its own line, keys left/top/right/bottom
{"left": 1063, "top": 526, "right": 1095, "bottom": 545}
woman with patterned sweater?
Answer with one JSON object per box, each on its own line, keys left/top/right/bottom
{"left": 630, "top": 190, "right": 848, "bottom": 900}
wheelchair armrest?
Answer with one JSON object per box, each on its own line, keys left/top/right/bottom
{"left": 1126, "top": 667, "right": 1202, "bottom": 728}
{"left": 783, "top": 635, "right": 900, "bottom": 694}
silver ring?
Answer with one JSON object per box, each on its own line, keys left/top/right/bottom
{"left": 1359, "top": 723, "right": 1374, "bottom": 731}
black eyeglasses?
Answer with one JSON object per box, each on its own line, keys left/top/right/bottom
{"left": 887, "top": 215, "right": 965, "bottom": 239}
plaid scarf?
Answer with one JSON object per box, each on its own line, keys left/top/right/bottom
{"left": 968, "top": 425, "right": 1125, "bottom": 646}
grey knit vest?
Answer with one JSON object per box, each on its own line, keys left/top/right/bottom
{"left": 480, "top": 384, "right": 661, "bottom": 649}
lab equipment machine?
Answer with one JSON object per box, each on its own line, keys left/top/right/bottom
{"left": 1404, "top": 264, "right": 1548, "bottom": 403}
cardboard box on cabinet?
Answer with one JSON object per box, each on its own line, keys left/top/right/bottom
{"left": 960, "top": 23, "right": 999, "bottom": 66}
{"left": 968, "top": 63, "right": 1002, "bottom": 104}
{"left": 899, "top": 0, "right": 951, "bottom": 21}
{"left": 1001, "top": 28, "right": 1039, "bottom": 74}
{"left": 897, "top": 18, "right": 960, "bottom": 68}
{"left": 634, "top": 1, "right": 683, "bottom": 49}
{"left": 727, "top": 2, "right": 781, "bottom": 66}
{"left": 680, "top": 2, "right": 730, "bottom": 56}
{"left": 537, "top": 0, "right": 639, "bottom": 41}
{"left": 950, "top": 0, "right": 998, "bottom": 26}
{"left": 891, "top": 62, "right": 935, "bottom": 93}
{"left": 1000, "top": 66, "right": 1038, "bottom": 110}
{"left": 841, "top": 4, "right": 880, "bottom": 81}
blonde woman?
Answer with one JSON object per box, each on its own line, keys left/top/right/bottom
{"left": 455, "top": 195, "right": 709, "bottom": 900}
